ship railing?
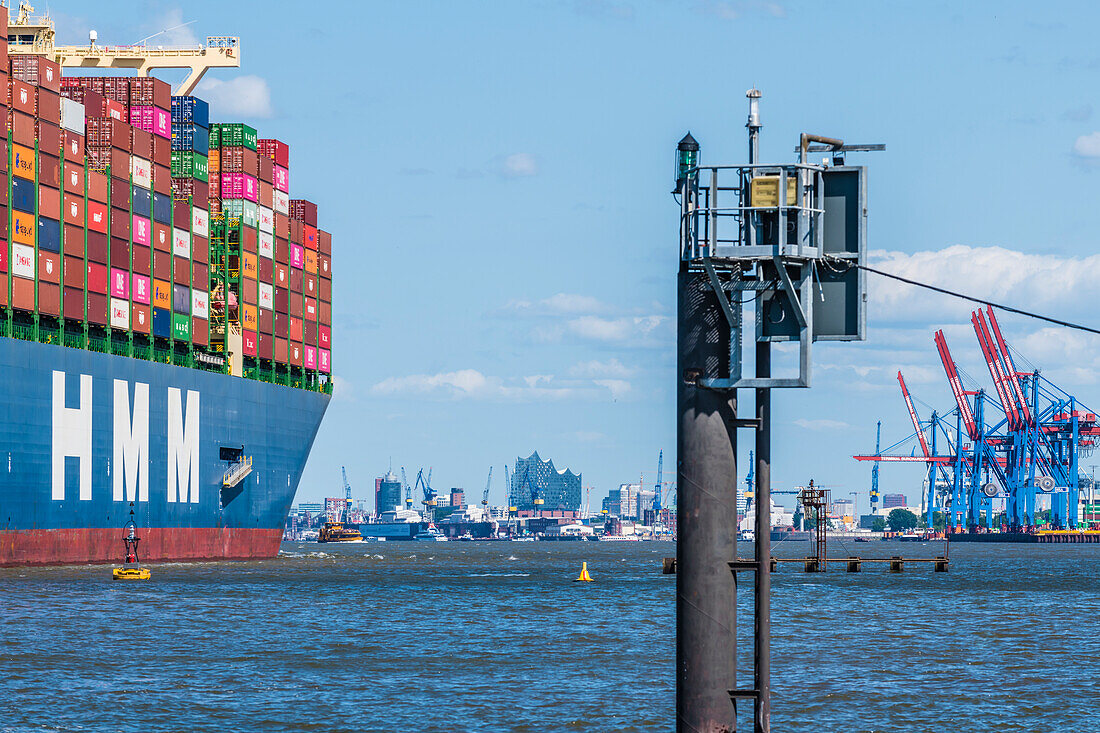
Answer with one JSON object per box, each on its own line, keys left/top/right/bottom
{"left": 223, "top": 455, "right": 253, "bottom": 488}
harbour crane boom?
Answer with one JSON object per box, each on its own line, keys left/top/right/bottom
{"left": 481, "top": 466, "right": 493, "bottom": 508}
{"left": 985, "top": 306, "right": 1033, "bottom": 427}
{"left": 973, "top": 310, "right": 1020, "bottom": 430}
{"left": 653, "top": 450, "right": 663, "bottom": 513}
{"left": 898, "top": 372, "right": 931, "bottom": 458}
{"left": 935, "top": 330, "right": 978, "bottom": 440}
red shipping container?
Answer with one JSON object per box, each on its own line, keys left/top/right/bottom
{"left": 319, "top": 253, "right": 331, "bottom": 278}
{"left": 64, "top": 162, "right": 85, "bottom": 195}
{"left": 63, "top": 287, "right": 85, "bottom": 321}
{"left": 11, "top": 110, "right": 35, "bottom": 147}
{"left": 290, "top": 292, "right": 303, "bottom": 317}
{"left": 87, "top": 231, "right": 108, "bottom": 263}
{"left": 258, "top": 307, "right": 273, "bottom": 334}
{"left": 319, "top": 325, "right": 330, "bottom": 349}
{"left": 258, "top": 139, "right": 289, "bottom": 167}
{"left": 153, "top": 222, "right": 170, "bottom": 252}
{"left": 63, "top": 194, "right": 83, "bottom": 228}
{"left": 38, "top": 250, "right": 60, "bottom": 283}
{"left": 64, "top": 255, "right": 84, "bottom": 288}
{"left": 110, "top": 237, "right": 130, "bottom": 270}
{"left": 289, "top": 316, "right": 302, "bottom": 342}
{"left": 289, "top": 220, "right": 303, "bottom": 244}
{"left": 37, "top": 88, "right": 61, "bottom": 123}
{"left": 153, "top": 135, "right": 171, "bottom": 167}
{"left": 305, "top": 321, "right": 317, "bottom": 347}
{"left": 37, "top": 121, "right": 61, "bottom": 155}
{"left": 274, "top": 338, "right": 288, "bottom": 364}
{"left": 110, "top": 207, "right": 130, "bottom": 239}
{"left": 63, "top": 131, "right": 84, "bottom": 161}
{"left": 104, "top": 99, "right": 126, "bottom": 122}
{"left": 36, "top": 185, "right": 60, "bottom": 220}
{"left": 153, "top": 164, "right": 171, "bottom": 195}
{"left": 192, "top": 235, "right": 208, "bottom": 264}
{"left": 8, "top": 79, "right": 36, "bottom": 115}
{"left": 191, "top": 317, "right": 208, "bottom": 346}
{"left": 274, "top": 237, "right": 288, "bottom": 264}
{"left": 131, "top": 127, "right": 153, "bottom": 159}
{"left": 242, "top": 329, "right": 257, "bottom": 356}
{"left": 11, "top": 55, "right": 61, "bottom": 91}
{"left": 290, "top": 200, "right": 318, "bottom": 227}
{"left": 173, "top": 256, "right": 190, "bottom": 285}
{"left": 12, "top": 277, "right": 34, "bottom": 312}
{"left": 153, "top": 250, "right": 170, "bottom": 280}
{"left": 320, "top": 277, "right": 331, "bottom": 303}
{"left": 39, "top": 153, "right": 61, "bottom": 188}
{"left": 173, "top": 202, "right": 189, "bottom": 228}
{"left": 87, "top": 201, "right": 109, "bottom": 234}
{"left": 87, "top": 292, "right": 109, "bottom": 325}
{"left": 132, "top": 303, "right": 151, "bottom": 334}
{"left": 288, "top": 342, "right": 302, "bottom": 367}
{"left": 110, "top": 177, "right": 129, "bottom": 209}
{"left": 258, "top": 332, "right": 274, "bottom": 360}
{"left": 102, "top": 77, "right": 129, "bottom": 106}
{"left": 273, "top": 311, "right": 287, "bottom": 337}
{"left": 320, "top": 301, "right": 331, "bottom": 326}
{"left": 274, "top": 263, "right": 288, "bottom": 288}
{"left": 63, "top": 224, "right": 84, "bottom": 258}
{"left": 259, "top": 157, "right": 273, "bottom": 187}
{"left": 87, "top": 171, "right": 110, "bottom": 202}
{"left": 192, "top": 262, "right": 208, "bottom": 288}
{"left": 132, "top": 244, "right": 151, "bottom": 276}
{"left": 242, "top": 277, "right": 257, "bottom": 306}
{"left": 38, "top": 282, "right": 60, "bottom": 315}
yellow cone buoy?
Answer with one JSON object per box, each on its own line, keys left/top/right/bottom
{"left": 575, "top": 561, "right": 593, "bottom": 582}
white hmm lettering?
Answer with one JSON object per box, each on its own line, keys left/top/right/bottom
{"left": 51, "top": 371, "right": 92, "bottom": 501}
{"left": 113, "top": 380, "right": 150, "bottom": 502}
{"left": 167, "top": 387, "right": 200, "bottom": 503}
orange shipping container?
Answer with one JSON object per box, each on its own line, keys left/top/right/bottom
{"left": 243, "top": 251, "right": 257, "bottom": 280}
{"left": 152, "top": 278, "right": 171, "bottom": 309}
{"left": 242, "top": 304, "right": 258, "bottom": 332}
{"left": 304, "top": 249, "right": 317, "bottom": 274}
{"left": 12, "top": 143, "right": 35, "bottom": 181}
{"left": 12, "top": 210, "right": 35, "bottom": 246}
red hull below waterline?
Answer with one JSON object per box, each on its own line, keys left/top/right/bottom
{"left": 0, "top": 527, "right": 283, "bottom": 567}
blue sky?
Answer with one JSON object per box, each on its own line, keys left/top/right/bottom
{"left": 59, "top": 1, "right": 1100, "bottom": 511}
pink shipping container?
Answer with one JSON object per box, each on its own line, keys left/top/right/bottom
{"left": 132, "top": 215, "right": 151, "bottom": 246}
{"left": 129, "top": 106, "right": 171, "bottom": 139}
{"left": 221, "top": 173, "right": 259, "bottom": 202}
{"left": 111, "top": 268, "right": 129, "bottom": 299}
{"left": 289, "top": 243, "right": 304, "bottom": 269}
{"left": 132, "top": 274, "right": 151, "bottom": 305}
{"left": 319, "top": 349, "right": 330, "bottom": 373}
{"left": 304, "top": 346, "right": 317, "bottom": 370}
{"left": 274, "top": 165, "right": 289, "bottom": 193}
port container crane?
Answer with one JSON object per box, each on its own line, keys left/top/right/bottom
{"left": 401, "top": 467, "right": 412, "bottom": 510}
{"left": 484, "top": 464, "right": 497, "bottom": 510}
{"left": 7, "top": 3, "right": 241, "bottom": 95}
{"left": 341, "top": 467, "right": 352, "bottom": 522}
{"left": 653, "top": 450, "right": 663, "bottom": 515}
{"left": 870, "top": 421, "right": 881, "bottom": 515}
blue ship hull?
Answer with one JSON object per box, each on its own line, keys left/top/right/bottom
{"left": 0, "top": 336, "right": 330, "bottom": 565}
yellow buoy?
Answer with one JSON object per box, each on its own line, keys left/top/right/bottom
{"left": 112, "top": 567, "right": 151, "bottom": 580}
{"left": 575, "top": 561, "right": 593, "bottom": 582}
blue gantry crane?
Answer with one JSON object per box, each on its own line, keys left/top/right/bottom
{"left": 856, "top": 306, "right": 1099, "bottom": 532}
{"left": 653, "top": 450, "right": 663, "bottom": 515}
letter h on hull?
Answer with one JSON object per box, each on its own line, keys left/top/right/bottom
{"left": 52, "top": 371, "right": 92, "bottom": 501}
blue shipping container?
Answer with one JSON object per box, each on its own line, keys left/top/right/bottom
{"left": 170, "top": 96, "right": 209, "bottom": 129}
{"left": 171, "top": 123, "right": 210, "bottom": 156}
{"left": 152, "top": 307, "right": 171, "bottom": 338}
{"left": 38, "top": 216, "right": 61, "bottom": 253}
{"left": 131, "top": 185, "right": 152, "bottom": 215}
{"left": 152, "top": 192, "right": 172, "bottom": 225}
{"left": 172, "top": 285, "right": 191, "bottom": 315}
{"left": 11, "top": 178, "right": 35, "bottom": 214}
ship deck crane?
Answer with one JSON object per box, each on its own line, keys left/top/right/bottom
{"left": 6, "top": 3, "right": 240, "bottom": 95}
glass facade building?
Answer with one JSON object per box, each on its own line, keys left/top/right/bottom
{"left": 510, "top": 452, "right": 581, "bottom": 511}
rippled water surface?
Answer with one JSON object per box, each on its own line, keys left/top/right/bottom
{"left": 1, "top": 540, "right": 1098, "bottom": 732}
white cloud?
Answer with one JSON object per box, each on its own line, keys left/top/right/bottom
{"left": 371, "top": 367, "right": 635, "bottom": 402}
{"left": 593, "top": 379, "right": 632, "bottom": 399}
{"left": 568, "top": 358, "right": 636, "bottom": 379}
{"left": 143, "top": 9, "right": 199, "bottom": 46}
{"left": 794, "top": 418, "right": 850, "bottom": 431}
{"left": 567, "top": 315, "right": 665, "bottom": 342}
{"left": 499, "top": 153, "right": 538, "bottom": 178}
{"left": 1074, "top": 132, "right": 1100, "bottom": 158}
{"left": 542, "top": 293, "right": 604, "bottom": 314}
{"left": 195, "top": 75, "right": 273, "bottom": 118}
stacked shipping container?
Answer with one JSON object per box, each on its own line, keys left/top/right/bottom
{"left": 0, "top": 28, "right": 331, "bottom": 387}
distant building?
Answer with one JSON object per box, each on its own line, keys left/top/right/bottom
{"left": 883, "top": 493, "right": 907, "bottom": 509}
{"left": 510, "top": 452, "right": 582, "bottom": 512}
{"left": 375, "top": 471, "right": 403, "bottom": 516}
{"left": 325, "top": 497, "right": 349, "bottom": 521}
{"left": 298, "top": 502, "right": 323, "bottom": 514}
{"left": 450, "top": 488, "right": 465, "bottom": 508}
{"left": 831, "top": 499, "right": 855, "bottom": 524}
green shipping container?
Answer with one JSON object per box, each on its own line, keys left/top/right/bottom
{"left": 209, "top": 124, "right": 220, "bottom": 149}
{"left": 172, "top": 312, "right": 191, "bottom": 341}
{"left": 222, "top": 199, "right": 259, "bottom": 228}
{"left": 216, "top": 123, "right": 258, "bottom": 151}
{"left": 171, "top": 151, "right": 209, "bottom": 183}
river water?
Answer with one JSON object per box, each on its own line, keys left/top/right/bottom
{"left": 0, "top": 540, "right": 1097, "bottom": 732}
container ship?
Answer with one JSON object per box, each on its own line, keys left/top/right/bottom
{"left": 0, "top": 7, "right": 333, "bottom": 566}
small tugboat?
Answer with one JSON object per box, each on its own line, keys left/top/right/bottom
{"left": 112, "top": 506, "right": 151, "bottom": 580}
{"left": 318, "top": 521, "right": 365, "bottom": 543}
